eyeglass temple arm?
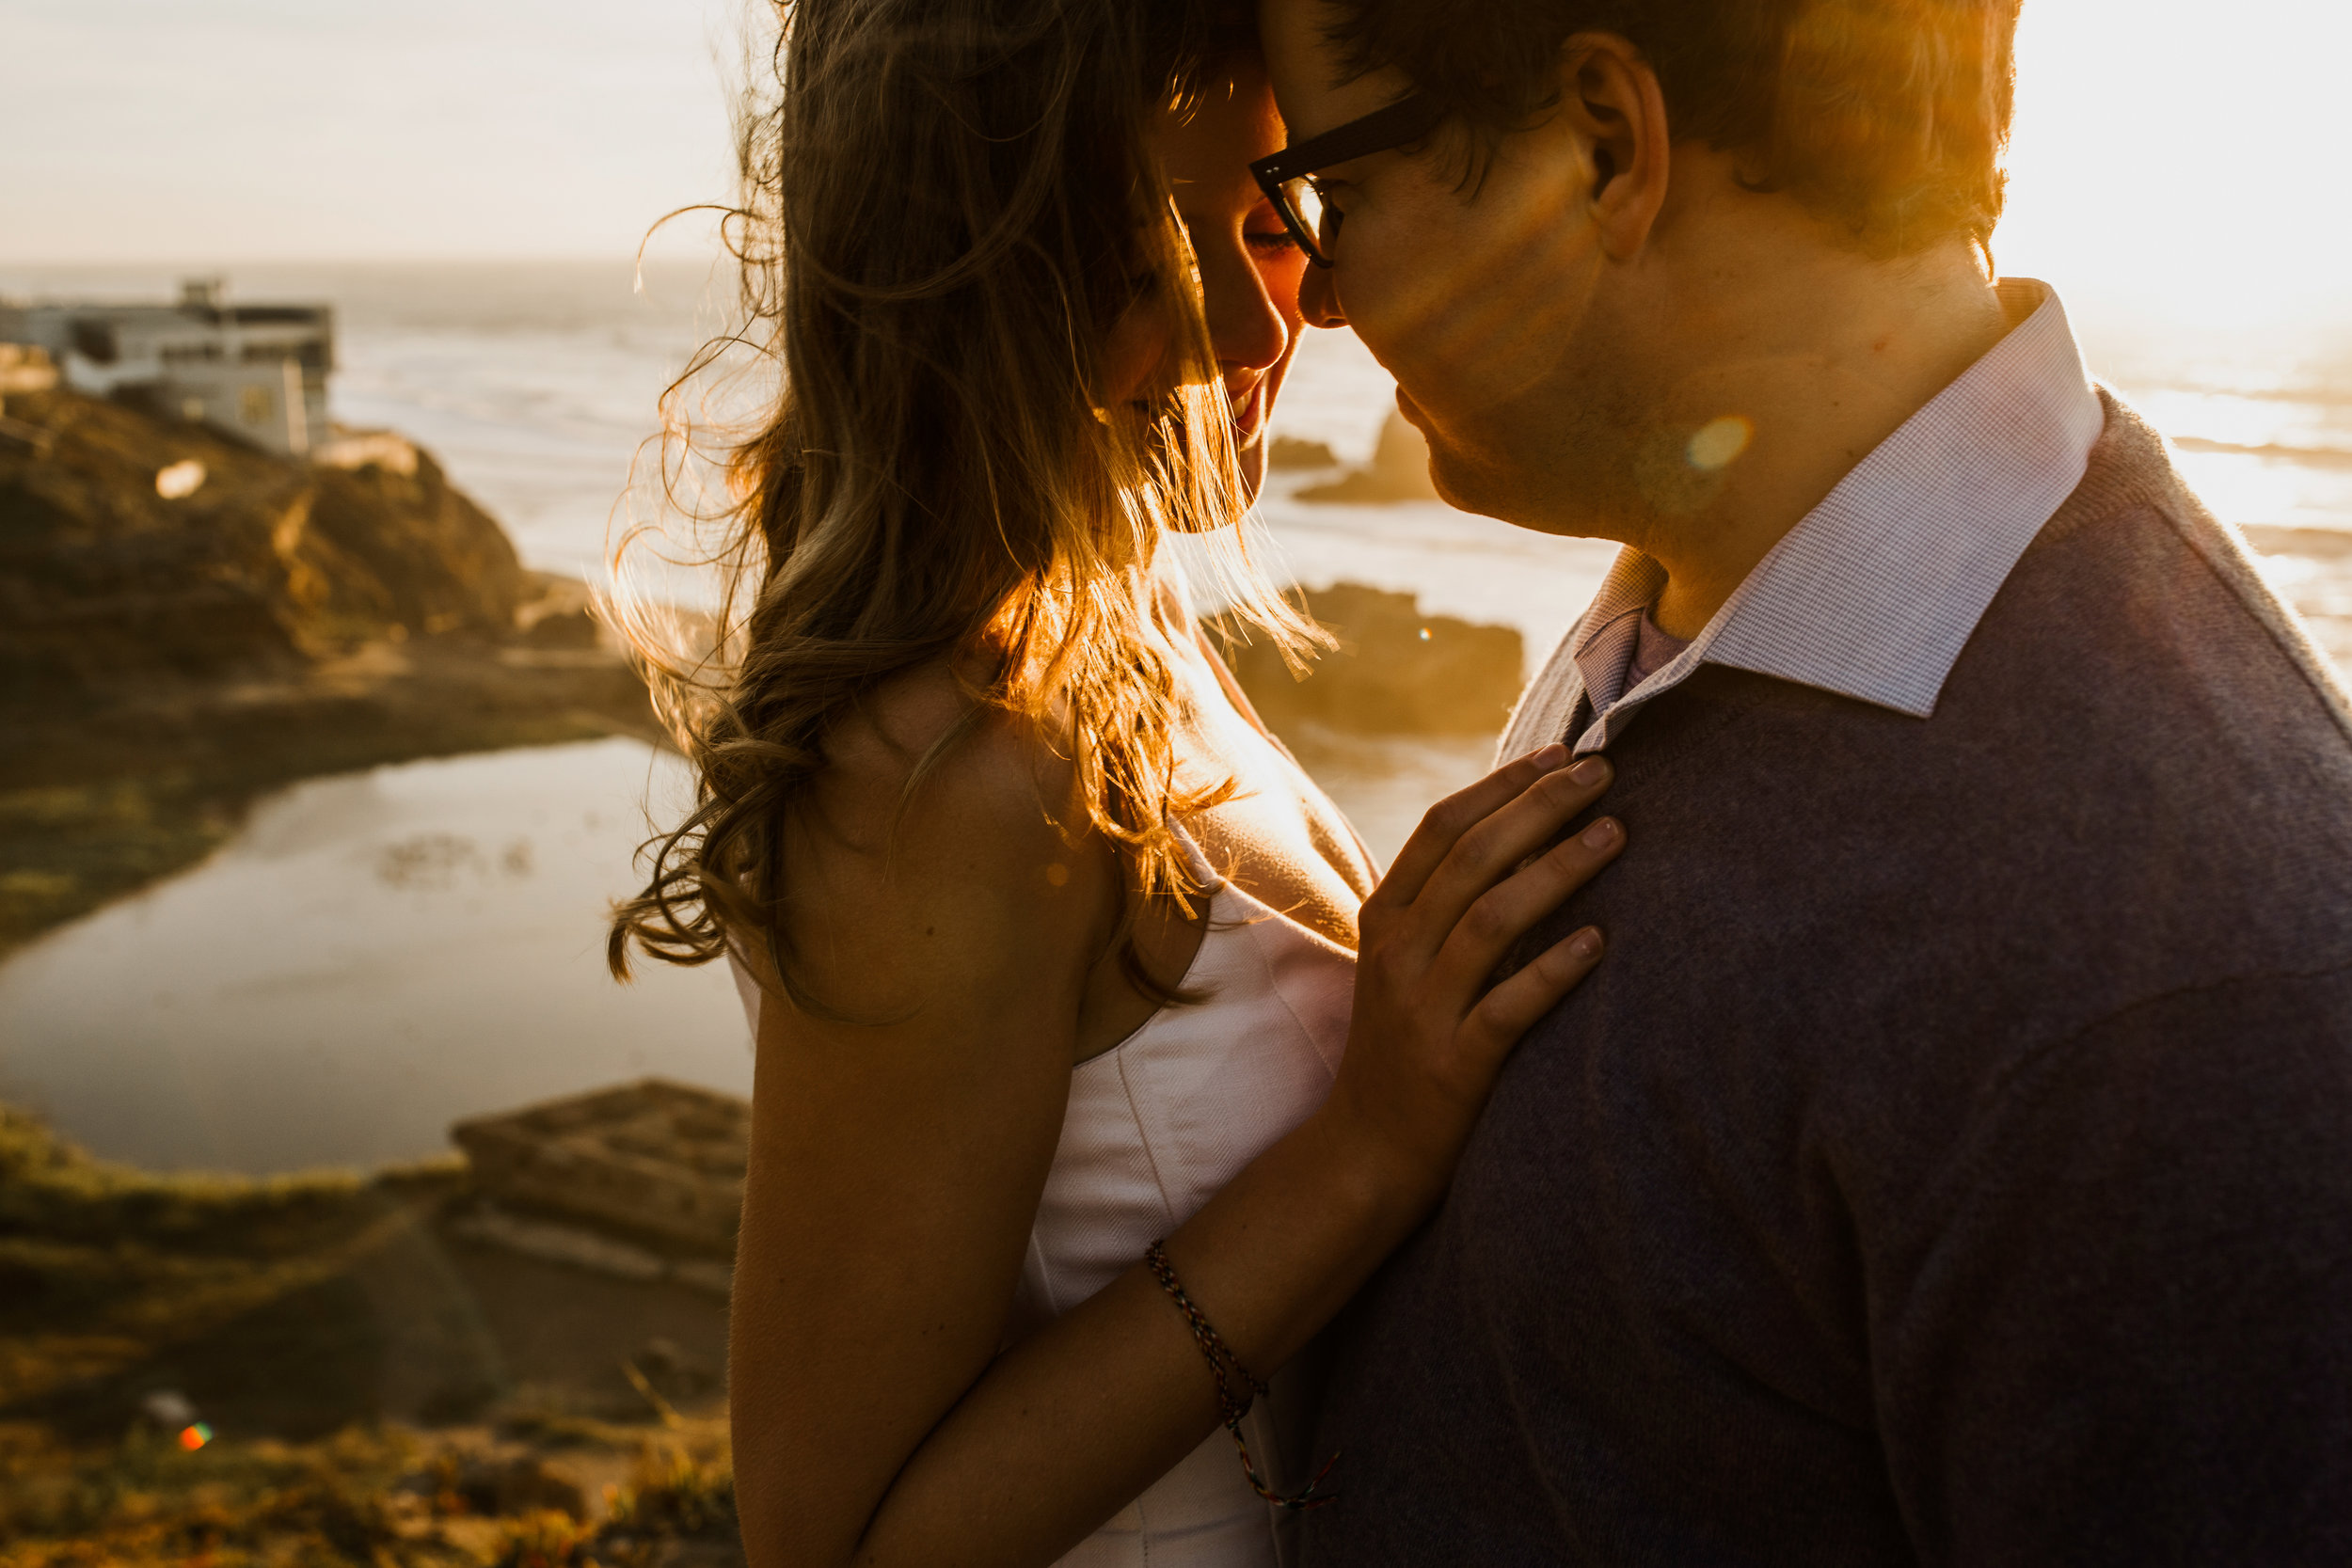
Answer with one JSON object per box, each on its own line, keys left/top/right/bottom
{"left": 1248, "top": 93, "right": 1445, "bottom": 185}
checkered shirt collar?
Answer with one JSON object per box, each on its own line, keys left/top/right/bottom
{"left": 1549, "top": 279, "right": 2106, "bottom": 754}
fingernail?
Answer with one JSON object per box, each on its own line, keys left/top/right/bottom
{"left": 1569, "top": 756, "right": 1609, "bottom": 786}
{"left": 1581, "top": 817, "right": 1619, "bottom": 848}
{"left": 1570, "top": 927, "right": 1603, "bottom": 958}
{"left": 1532, "top": 742, "right": 1567, "bottom": 769}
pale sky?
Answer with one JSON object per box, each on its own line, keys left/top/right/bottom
{"left": 4, "top": 0, "right": 2350, "bottom": 328}
{"left": 1, "top": 0, "right": 742, "bottom": 261}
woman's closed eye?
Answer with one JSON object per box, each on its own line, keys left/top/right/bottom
{"left": 1243, "top": 195, "right": 1311, "bottom": 260}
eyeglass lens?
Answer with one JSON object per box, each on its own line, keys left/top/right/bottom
{"left": 1280, "top": 178, "right": 1335, "bottom": 264}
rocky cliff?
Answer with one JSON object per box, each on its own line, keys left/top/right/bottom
{"left": 0, "top": 391, "right": 653, "bottom": 958}
{"left": 1294, "top": 411, "right": 1443, "bottom": 504}
{"left": 0, "top": 388, "right": 526, "bottom": 699}
{"left": 1216, "top": 581, "right": 1524, "bottom": 738}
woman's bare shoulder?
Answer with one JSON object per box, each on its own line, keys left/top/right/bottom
{"left": 809, "top": 659, "right": 1075, "bottom": 855}
{"left": 781, "top": 659, "right": 1110, "bottom": 1014}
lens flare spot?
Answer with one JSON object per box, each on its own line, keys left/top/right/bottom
{"left": 155, "top": 459, "right": 207, "bottom": 499}
{"left": 1686, "top": 416, "right": 1753, "bottom": 472}
{"left": 1044, "top": 863, "right": 1070, "bottom": 888}
{"left": 1418, "top": 626, "right": 1432, "bottom": 641}
{"left": 178, "top": 1423, "right": 212, "bottom": 1450}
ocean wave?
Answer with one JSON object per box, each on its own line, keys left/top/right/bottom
{"left": 2169, "top": 436, "right": 2352, "bottom": 469}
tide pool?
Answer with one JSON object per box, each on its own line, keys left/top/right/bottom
{"left": 0, "top": 738, "right": 749, "bottom": 1174}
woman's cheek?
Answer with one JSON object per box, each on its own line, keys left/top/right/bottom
{"left": 1238, "top": 434, "right": 1268, "bottom": 503}
{"left": 1264, "top": 253, "right": 1311, "bottom": 327}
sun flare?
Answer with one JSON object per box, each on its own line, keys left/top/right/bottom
{"left": 1999, "top": 0, "right": 2352, "bottom": 330}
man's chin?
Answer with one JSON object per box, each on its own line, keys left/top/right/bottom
{"left": 1421, "top": 439, "right": 1492, "bottom": 519}
{"left": 1427, "top": 431, "right": 1578, "bottom": 532}
{"left": 1401, "top": 387, "right": 1600, "bottom": 535}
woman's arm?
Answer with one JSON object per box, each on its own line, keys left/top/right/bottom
{"left": 730, "top": 701, "right": 1615, "bottom": 1568}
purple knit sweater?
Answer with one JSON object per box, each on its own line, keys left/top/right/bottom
{"left": 1301, "top": 395, "right": 2352, "bottom": 1565}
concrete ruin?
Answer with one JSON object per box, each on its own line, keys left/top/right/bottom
{"left": 450, "top": 1080, "right": 750, "bottom": 1261}
{"left": 0, "top": 277, "right": 331, "bottom": 457}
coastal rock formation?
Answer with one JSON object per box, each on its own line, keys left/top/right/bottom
{"left": 451, "top": 1081, "right": 750, "bottom": 1262}
{"left": 1295, "top": 410, "right": 1442, "bottom": 504}
{"left": 0, "top": 1101, "right": 737, "bottom": 1450}
{"left": 1215, "top": 581, "right": 1524, "bottom": 737}
{"left": 1266, "top": 434, "right": 1338, "bottom": 470}
{"left": 0, "top": 389, "right": 652, "bottom": 959}
{"left": 0, "top": 388, "right": 525, "bottom": 697}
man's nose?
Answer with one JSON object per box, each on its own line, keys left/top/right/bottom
{"left": 1299, "top": 261, "right": 1346, "bottom": 329}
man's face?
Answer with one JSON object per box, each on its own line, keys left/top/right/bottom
{"left": 1259, "top": 0, "right": 1621, "bottom": 525}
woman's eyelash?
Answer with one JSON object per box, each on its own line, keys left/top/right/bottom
{"left": 1247, "top": 230, "right": 1303, "bottom": 255}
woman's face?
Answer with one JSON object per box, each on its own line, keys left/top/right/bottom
{"left": 1152, "top": 55, "right": 1310, "bottom": 501}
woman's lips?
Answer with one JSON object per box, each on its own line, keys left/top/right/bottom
{"left": 1231, "top": 379, "right": 1264, "bottom": 447}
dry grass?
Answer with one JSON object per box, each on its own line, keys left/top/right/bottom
{"left": 0, "top": 1102, "right": 468, "bottom": 1420}
{"left": 0, "top": 1109, "right": 741, "bottom": 1565}
{"left": 0, "top": 1422, "right": 431, "bottom": 1568}
{"left": 0, "top": 1420, "right": 739, "bottom": 1568}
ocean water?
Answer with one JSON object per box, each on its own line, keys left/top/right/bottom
{"left": 4, "top": 259, "right": 2349, "bottom": 1170}
{"left": 0, "top": 740, "right": 751, "bottom": 1173}
{"left": 9, "top": 259, "right": 2344, "bottom": 663}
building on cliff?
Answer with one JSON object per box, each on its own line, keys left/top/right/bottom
{"left": 0, "top": 277, "right": 331, "bottom": 457}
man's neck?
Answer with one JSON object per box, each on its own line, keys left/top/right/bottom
{"left": 1623, "top": 242, "right": 2014, "bottom": 640}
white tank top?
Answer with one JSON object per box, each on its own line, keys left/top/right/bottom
{"left": 729, "top": 787, "right": 1359, "bottom": 1568}
{"left": 1010, "top": 824, "right": 1354, "bottom": 1567}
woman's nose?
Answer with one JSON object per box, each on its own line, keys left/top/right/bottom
{"left": 1299, "top": 261, "right": 1346, "bottom": 330}
{"left": 1199, "top": 241, "right": 1290, "bottom": 373}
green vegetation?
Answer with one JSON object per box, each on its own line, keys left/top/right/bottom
{"left": 0, "top": 1102, "right": 467, "bottom": 1426}
{"left": 0, "top": 1109, "right": 741, "bottom": 1565}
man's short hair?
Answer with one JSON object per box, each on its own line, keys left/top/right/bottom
{"left": 1323, "top": 0, "right": 2021, "bottom": 257}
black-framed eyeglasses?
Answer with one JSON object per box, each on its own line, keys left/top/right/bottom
{"left": 1249, "top": 93, "right": 1445, "bottom": 269}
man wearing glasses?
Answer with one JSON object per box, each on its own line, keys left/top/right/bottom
{"left": 1259, "top": 0, "right": 2352, "bottom": 1560}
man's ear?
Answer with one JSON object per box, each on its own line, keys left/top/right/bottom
{"left": 1557, "top": 34, "right": 1670, "bottom": 261}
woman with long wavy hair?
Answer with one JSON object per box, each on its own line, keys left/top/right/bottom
{"left": 609, "top": 0, "right": 1625, "bottom": 1561}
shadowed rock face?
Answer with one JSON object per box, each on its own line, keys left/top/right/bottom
{"left": 1266, "top": 434, "right": 1338, "bottom": 470}
{"left": 1295, "top": 410, "right": 1441, "bottom": 504}
{"left": 451, "top": 1080, "right": 750, "bottom": 1258}
{"left": 1213, "top": 581, "right": 1524, "bottom": 738}
{"left": 0, "top": 391, "right": 659, "bottom": 960}
{"left": 0, "top": 389, "right": 525, "bottom": 698}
